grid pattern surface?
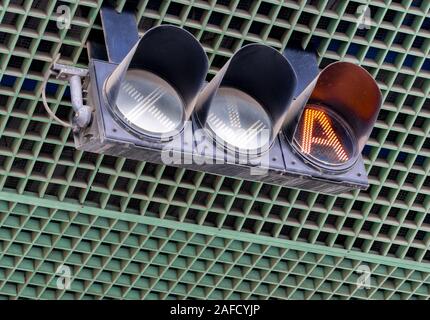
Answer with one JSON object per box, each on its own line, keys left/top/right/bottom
{"left": 0, "top": 0, "right": 430, "bottom": 299}
{"left": 1, "top": 198, "right": 430, "bottom": 300}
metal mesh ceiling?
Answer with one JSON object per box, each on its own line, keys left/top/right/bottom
{"left": 0, "top": 0, "right": 429, "bottom": 299}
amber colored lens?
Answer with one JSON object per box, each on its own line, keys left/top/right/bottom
{"left": 293, "top": 104, "right": 356, "bottom": 168}
{"left": 308, "top": 62, "right": 382, "bottom": 154}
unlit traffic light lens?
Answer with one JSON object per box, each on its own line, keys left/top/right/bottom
{"left": 205, "top": 87, "right": 272, "bottom": 154}
{"left": 115, "top": 69, "right": 184, "bottom": 138}
{"left": 293, "top": 104, "right": 356, "bottom": 169}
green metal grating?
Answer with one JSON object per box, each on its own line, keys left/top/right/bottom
{"left": 0, "top": 0, "right": 429, "bottom": 299}
{"left": 1, "top": 196, "right": 430, "bottom": 300}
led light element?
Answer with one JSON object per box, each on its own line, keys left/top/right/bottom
{"left": 293, "top": 104, "right": 356, "bottom": 169}
{"left": 205, "top": 87, "right": 272, "bottom": 153}
{"left": 115, "top": 70, "right": 184, "bottom": 137}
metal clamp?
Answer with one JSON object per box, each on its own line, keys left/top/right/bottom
{"left": 51, "top": 63, "right": 92, "bottom": 130}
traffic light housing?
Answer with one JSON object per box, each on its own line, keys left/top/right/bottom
{"left": 70, "top": 8, "right": 382, "bottom": 194}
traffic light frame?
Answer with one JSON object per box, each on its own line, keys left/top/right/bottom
{"left": 70, "top": 7, "right": 382, "bottom": 195}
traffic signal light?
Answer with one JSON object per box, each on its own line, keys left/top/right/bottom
{"left": 285, "top": 61, "right": 381, "bottom": 172}
{"left": 44, "top": 8, "right": 382, "bottom": 194}
{"left": 194, "top": 44, "right": 296, "bottom": 156}
{"left": 279, "top": 49, "right": 382, "bottom": 192}
{"left": 104, "top": 25, "right": 208, "bottom": 141}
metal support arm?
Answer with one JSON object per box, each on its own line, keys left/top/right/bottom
{"left": 49, "top": 62, "right": 92, "bottom": 131}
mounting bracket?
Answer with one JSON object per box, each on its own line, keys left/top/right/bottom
{"left": 100, "top": 7, "right": 139, "bottom": 64}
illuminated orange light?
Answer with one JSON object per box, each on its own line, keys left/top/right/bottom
{"left": 301, "top": 108, "right": 348, "bottom": 162}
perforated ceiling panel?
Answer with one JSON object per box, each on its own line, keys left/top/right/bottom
{"left": 0, "top": 0, "right": 430, "bottom": 300}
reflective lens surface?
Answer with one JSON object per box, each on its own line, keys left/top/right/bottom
{"left": 293, "top": 104, "right": 356, "bottom": 169}
{"left": 115, "top": 69, "right": 184, "bottom": 138}
{"left": 205, "top": 87, "right": 272, "bottom": 154}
